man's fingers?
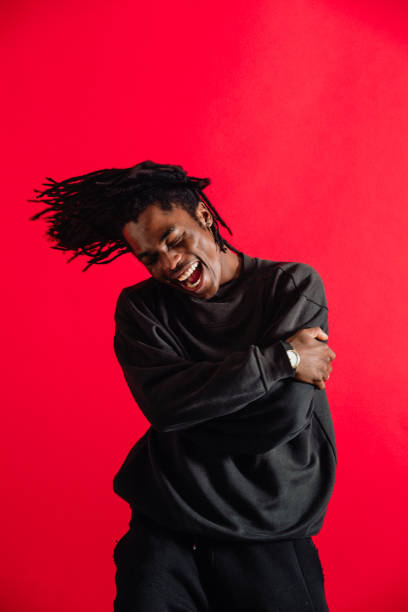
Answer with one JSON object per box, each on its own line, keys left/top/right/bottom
{"left": 307, "top": 327, "right": 328, "bottom": 340}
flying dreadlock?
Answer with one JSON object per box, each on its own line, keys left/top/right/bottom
{"left": 29, "top": 160, "right": 235, "bottom": 272}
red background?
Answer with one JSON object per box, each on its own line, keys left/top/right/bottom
{"left": 2, "top": 1, "right": 408, "bottom": 610}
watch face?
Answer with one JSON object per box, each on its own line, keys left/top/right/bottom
{"left": 287, "top": 350, "right": 298, "bottom": 368}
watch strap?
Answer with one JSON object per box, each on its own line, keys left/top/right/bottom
{"left": 280, "top": 340, "right": 294, "bottom": 352}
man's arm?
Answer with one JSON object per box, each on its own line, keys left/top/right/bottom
{"left": 114, "top": 288, "right": 295, "bottom": 433}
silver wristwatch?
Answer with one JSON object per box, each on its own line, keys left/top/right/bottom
{"left": 286, "top": 349, "right": 300, "bottom": 370}
{"left": 281, "top": 340, "right": 300, "bottom": 370}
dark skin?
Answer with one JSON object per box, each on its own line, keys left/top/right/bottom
{"left": 122, "top": 201, "right": 336, "bottom": 390}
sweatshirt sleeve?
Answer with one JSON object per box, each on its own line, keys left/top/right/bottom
{"left": 113, "top": 288, "right": 295, "bottom": 433}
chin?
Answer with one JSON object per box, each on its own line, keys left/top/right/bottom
{"left": 201, "top": 284, "right": 218, "bottom": 300}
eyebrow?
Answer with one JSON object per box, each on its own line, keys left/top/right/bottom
{"left": 137, "top": 226, "right": 177, "bottom": 260}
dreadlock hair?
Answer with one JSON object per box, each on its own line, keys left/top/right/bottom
{"left": 29, "top": 160, "right": 237, "bottom": 272}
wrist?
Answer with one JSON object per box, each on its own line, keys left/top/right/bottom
{"left": 280, "top": 340, "right": 301, "bottom": 371}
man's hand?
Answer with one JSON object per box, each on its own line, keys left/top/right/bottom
{"left": 285, "top": 327, "right": 336, "bottom": 390}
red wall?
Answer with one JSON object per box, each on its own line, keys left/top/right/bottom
{"left": 3, "top": 1, "right": 408, "bottom": 610}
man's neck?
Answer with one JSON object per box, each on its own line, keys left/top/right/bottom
{"left": 219, "top": 248, "right": 243, "bottom": 285}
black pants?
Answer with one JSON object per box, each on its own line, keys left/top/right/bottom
{"left": 113, "top": 513, "right": 330, "bottom": 611}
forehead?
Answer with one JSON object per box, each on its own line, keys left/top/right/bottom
{"left": 121, "top": 203, "right": 195, "bottom": 252}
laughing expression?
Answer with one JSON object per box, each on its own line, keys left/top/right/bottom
{"left": 122, "top": 201, "right": 228, "bottom": 300}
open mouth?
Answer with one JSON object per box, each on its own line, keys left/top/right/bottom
{"left": 175, "top": 261, "right": 203, "bottom": 290}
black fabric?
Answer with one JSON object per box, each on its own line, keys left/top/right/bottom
{"left": 113, "top": 512, "right": 330, "bottom": 611}
{"left": 113, "top": 252, "right": 337, "bottom": 542}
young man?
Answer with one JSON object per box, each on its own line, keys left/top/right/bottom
{"left": 30, "top": 160, "right": 337, "bottom": 611}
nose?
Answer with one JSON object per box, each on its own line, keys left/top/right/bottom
{"left": 159, "top": 249, "right": 182, "bottom": 272}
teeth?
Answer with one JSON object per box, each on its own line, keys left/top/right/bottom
{"left": 177, "top": 261, "right": 199, "bottom": 282}
{"left": 186, "top": 275, "right": 201, "bottom": 287}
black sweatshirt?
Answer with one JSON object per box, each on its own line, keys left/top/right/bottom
{"left": 112, "top": 252, "right": 337, "bottom": 542}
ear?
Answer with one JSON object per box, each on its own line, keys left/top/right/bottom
{"left": 195, "top": 201, "right": 213, "bottom": 228}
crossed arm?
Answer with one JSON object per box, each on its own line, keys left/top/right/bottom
{"left": 113, "top": 265, "right": 334, "bottom": 439}
{"left": 114, "top": 290, "right": 296, "bottom": 432}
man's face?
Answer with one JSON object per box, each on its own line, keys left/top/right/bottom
{"left": 122, "top": 201, "right": 224, "bottom": 300}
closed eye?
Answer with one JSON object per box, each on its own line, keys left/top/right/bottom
{"left": 144, "top": 255, "right": 158, "bottom": 266}
{"left": 168, "top": 233, "right": 185, "bottom": 248}
{"left": 140, "top": 232, "right": 186, "bottom": 266}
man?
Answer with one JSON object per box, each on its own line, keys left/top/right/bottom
{"left": 30, "top": 160, "right": 337, "bottom": 611}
